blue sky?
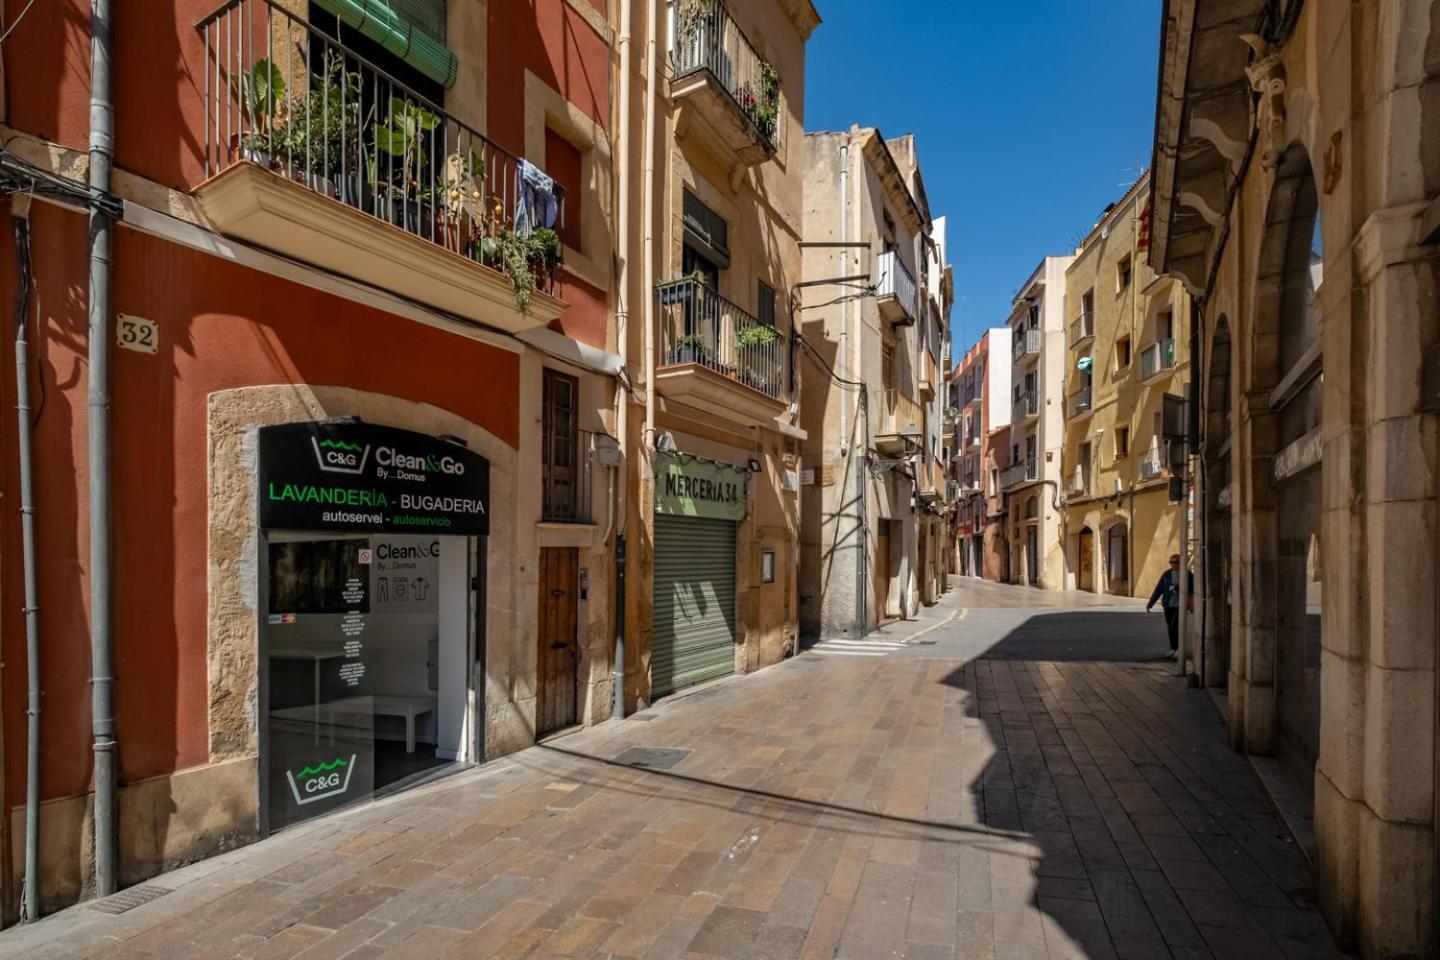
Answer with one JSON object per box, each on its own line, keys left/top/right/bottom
{"left": 803, "top": 0, "right": 1162, "bottom": 354}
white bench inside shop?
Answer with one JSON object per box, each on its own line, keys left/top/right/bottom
{"left": 274, "top": 694, "right": 437, "bottom": 754}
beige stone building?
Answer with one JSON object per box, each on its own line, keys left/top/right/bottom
{"left": 1000, "top": 256, "right": 1072, "bottom": 590}
{"left": 797, "top": 127, "right": 952, "bottom": 638}
{"left": 1151, "top": 0, "right": 1440, "bottom": 954}
{"left": 1060, "top": 176, "right": 1191, "bottom": 598}
{"left": 614, "top": 0, "right": 819, "bottom": 708}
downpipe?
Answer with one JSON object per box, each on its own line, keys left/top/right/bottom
{"left": 88, "top": 0, "right": 118, "bottom": 897}
{"left": 611, "top": 0, "right": 633, "bottom": 721}
{"left": 11, "top": 200, "right": 42, "bottom": 921}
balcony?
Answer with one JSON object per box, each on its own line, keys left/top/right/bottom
{"left": 196, "top": 0, "right": 566, "bottom": 333}
{"left": 1070, "top": 314, "right": 1095, "bottom": 347}
{"left": 1012, "top": 328, "right": 1042, "bottom": 363}
{"left": 1067, "top": 464, "right": 1091, "bottom": 500}
{"left": 1140, "top": 445, "right": 1169, "bottom": 481}
{"left": 542, "top": 428, "right": 604, "bottom": 524}
{"left": 1140, "top": 338, "right": 1178, "bottom": 381}
{"left": 875, "top": 388, "right": 924, "bottom": 454}
{"left": 1014, "top": 389, "right": 1039, "bottom": 422}
{"left": 919, "top": 352, "right": 937, "bottom": 398}
{"left": 1068, "top": 384, "right": 1093, "bottom": 419}
{"left": 671, "top": 0, "right": 779, "bottom": 165}
{"left": 1001, "top": 459, "right": 1038, "bottom": 491}
{"left": 875, "top": 251, "right": 918, "bottom": 326}
{"left": 655, "top": 278, "right": 787, "bottom": 425}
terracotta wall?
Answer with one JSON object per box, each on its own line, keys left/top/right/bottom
{"left": 0, "top": 203, "right": 520, "bottom": 807}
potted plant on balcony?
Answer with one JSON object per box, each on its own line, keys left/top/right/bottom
{"left": 286, "top": 53, "right": 364, "bottom": 204}
{"left": 231, "top": 58, "right": 287, "bottom": 167}
{"left": 372, "top": 97, "right": 442, "bottom": 233}
{"left": 752, "top": 60, "right": 780, "bottom": 143}
{"left": 431, "top": 149, "right": 486, "bottom": 251}
{"left": 669, "top": 332, "right": 713, "bottom": 366}
{"left": 735, "top": 322, "right": 779, "bottom": 393}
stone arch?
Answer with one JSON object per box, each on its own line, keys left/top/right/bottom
{"left": 1204, "top": 315, "right": 1234, "bottom": 688}
{"left": 206, "top": 384, "right": 519, "bottom": 764}
{"left": 1237, "top": 141, "right": 1325, "bottom": 779}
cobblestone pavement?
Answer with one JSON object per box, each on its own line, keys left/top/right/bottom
{"left": 2, "top": 583, "right": 1348, "bottom": 959}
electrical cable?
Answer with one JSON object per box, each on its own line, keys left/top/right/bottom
{"left": 0, "top": 0, "right": 38, "bottom": 46}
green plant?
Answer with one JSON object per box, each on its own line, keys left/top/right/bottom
{"left": 752, "top": 60, "right": 781, "bottom": 143}
{"left": 233, "top": 58, "right": 287, "bottom": 157}
{"left": 675, "top": 0, "right": 709, "bottom": 40}
{"left": 736, "top": 323, "right": 779, "bottom": 348}
{"left": 526, "top": 227, "right": 562, "bottom": 269}
{"left": 285, "top": 53, "right": 363, "bottom": 178}
{"left": 673, "top": 332, "right": 712, "bottom": 359}
{"left": 471, "top": 229, "right": 540, "bottom": 313}
{"left": 373, "top": 97, "right": 442, "bottom": 200}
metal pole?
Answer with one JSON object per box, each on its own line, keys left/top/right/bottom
{"left": 88, "top": 0, "right": 118, "bottom": 897}
{"left": 11, "top": 203, "right": 42, "bottom": 922}
{"left": 1177, "top": 457, "right": 1191, "bottom": 678}
{"left": 611, "top": 0, "right": 632, "bottom": 721}
{"left": 613, "top": 534, "right": 626, "bottom": 719}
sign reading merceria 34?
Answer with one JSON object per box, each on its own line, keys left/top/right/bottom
{"left": 259, "top": 422, "right": 489, "bottom": 535}
{"left": 653, "top": 453, "right": 747, "bottom": 522}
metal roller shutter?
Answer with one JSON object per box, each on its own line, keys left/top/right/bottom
{"left": 651, "top": 514, "right": 736, "bottom": 698}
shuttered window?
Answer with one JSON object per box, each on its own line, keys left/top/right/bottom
{"left": 312, "top": 0, "right": 458, "bottom": 88}
{"left": 683, "top": 189, "right": 730, "bottom": 267}
{"left": 651, "top": 515, "right": 736, "bottom": 698}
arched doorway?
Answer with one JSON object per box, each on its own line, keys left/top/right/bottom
{"left": 1077, "top": 527, "right": 1095, "bottom": 592}
{"left": 1204, "top": 315, "right": 1233, "bottom": 688}
{"left": 1104, "top": 522, "right": 1129, "bottom": 596}
{"left": 1248, "top": 144, "right": 1324, "bottom": 788}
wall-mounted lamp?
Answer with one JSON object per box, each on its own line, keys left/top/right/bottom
{"left": 748, "top": 458, "right": 762, "bottom": 472}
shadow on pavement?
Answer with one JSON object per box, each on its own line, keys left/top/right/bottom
{"left": 980, "top": 609, "right": 1173, "bottom": 663}
{"left": 940, "top": 620, "right": 1352, "bottom": 959}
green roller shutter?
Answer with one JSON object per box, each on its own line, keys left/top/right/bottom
{"left": 313, "top": 0, "right": 458, "bottom": 88}
{"left": 652, "top": 514, "right": 736, "bottom": 698}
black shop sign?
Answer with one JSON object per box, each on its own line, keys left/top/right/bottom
{"left": 258, "top": 421, "right": 490, "bottom": 536}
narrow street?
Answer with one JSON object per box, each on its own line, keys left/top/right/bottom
{"left": 3, "top": 582, "right": 1344, "bottom": 960}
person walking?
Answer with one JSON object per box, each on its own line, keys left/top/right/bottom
{"left": 1146, "top": 554, "right": 1186, "bottom": 659}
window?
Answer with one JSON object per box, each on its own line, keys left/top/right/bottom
{"left": 1117, "top": 254, "right": 1133, "bottom": 292}
{"left": 757, "top": 280, "right": 776, "bottom": 328}
{"left": 545, "top": 128, "right": 584, "bottom": 251}
{"left": 1116, "top": 335, "right": 1132, "bottom": 369}
{"left": 1027, "top": 304, "right": 1040, "bottom": 329}
{"left": 682, "top": 243, "right": 719, "bottom": 288}
{"left": 1115, "top": 425, "right": 1130, "bottom": 459}
{"left": 1108, "top": 526, "right": 1128, "bottom": 581}
{"left": 307, "top": 2, "right": 447, "bottom": 104}
{"left": 882, "top": 338, "right": 895, "bottom": 393}
{"left": 542, "top": 370, "right": 580, "bottom": 521}
{"left": 1156, "top": 309, "right": 1175, "bottom": 341}
{"left": 683, "top": 189, "right": 730, "bottom": 266}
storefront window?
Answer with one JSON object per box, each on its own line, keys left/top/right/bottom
{"left": 265, "top": 534, "right": 465, "bottom": 830}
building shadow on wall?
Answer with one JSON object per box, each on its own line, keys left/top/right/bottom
{"left": 940, "top": 611, "right": 1347, "bottom": 959}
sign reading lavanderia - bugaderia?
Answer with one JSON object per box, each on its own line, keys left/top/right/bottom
{"left": 258, "top": 421, "right": 490, "bottom": 536}
{"left": 653, "top": 452, "right": 748, "bottom": 522}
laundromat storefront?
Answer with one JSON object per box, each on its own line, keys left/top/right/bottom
{"left": 257, "top": 421, "right": 488, "bottom": 832}
{"left": 651, "top": 453, "right": 747, "bottom": 698}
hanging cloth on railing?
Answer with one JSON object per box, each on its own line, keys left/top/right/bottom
{"left": 1076, "top": 355, "right": 1094, "bottom": 372}
{"left": 514, "top": 159, "right": 558, "bottom": 237}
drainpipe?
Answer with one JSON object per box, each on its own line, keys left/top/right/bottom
{"left": 641, "top": 0, "right": 658, "bottom": 453}
{"left": 838, "top": 141, "right": 848, "bottom": 455}
{"left": 11, "top": 200, "right": 42, "bottom": 922}
{"left": 611, "top": 0, "right": 633, "bottom": 720}
{"left": 87, "top": 0, "right": 118, "bottom": 897}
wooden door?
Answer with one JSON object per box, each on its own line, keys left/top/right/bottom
{"left": 873, "top": 521, "right": 891, "bottom": 622}
{"left": 537, "top": 547, "right": 579, "bottom": 735}
{"left": 1078, "top": 529, "right": 1095, "bottom": 592}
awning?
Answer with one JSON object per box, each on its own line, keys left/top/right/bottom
{"left": 314, "top": 0, "right": 458, "bottom": 88}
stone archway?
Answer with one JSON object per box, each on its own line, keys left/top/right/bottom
{"left": 1204, "top": 315, "right": 1233, "bottom": 688}
{"left": 1235, "top": 144, "right": 1324, "bottom": 782}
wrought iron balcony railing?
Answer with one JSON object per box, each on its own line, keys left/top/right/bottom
{"left": 884, "top": 388, "right": 924, "bottom": 436}
{"left": 1001, "top": 459, "right": 1037, "bottom": 490}
{"left": 199, "top": 0, "right": 564, "bottom": 294}
{"left": 1140, "top": 445, "right": 1169, "bottom": 481}
{"left": 1067, "top": 464, "right": 1090, "bottom": 499}
{"left": 1140, "top": 338, "right": 1178, "bottom": 380}
{"left": 672, "top": 0, "right": 780, "bottom": 152}
{"left": 1012, "top": 328, "right": 1042, "bottom": 362}
{"left": 656, "top": 278, "right": 785, "bottom": 400}
{"left": 875, "top": 250, "right": 918, "bottom": 325}
{"left": 1014, "top": 389, "right": 1039, "bottom": 419}
{"left": 1070, "top": 314, "right": 1095, "bottom": 346}
{"left": 1068, "top": 385, "right": 1093, "bottom": 419}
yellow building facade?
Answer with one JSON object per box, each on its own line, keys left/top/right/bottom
{"left": 1059, "top": 177, "right": 1191, "bottom": 599}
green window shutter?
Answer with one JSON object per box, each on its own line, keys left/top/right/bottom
{"left": 313, "top": 0, "right": 459, "bottom": 89}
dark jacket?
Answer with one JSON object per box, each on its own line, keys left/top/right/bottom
{"left": 1148, "top": 569, "right": 1192, "bottom": 610}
